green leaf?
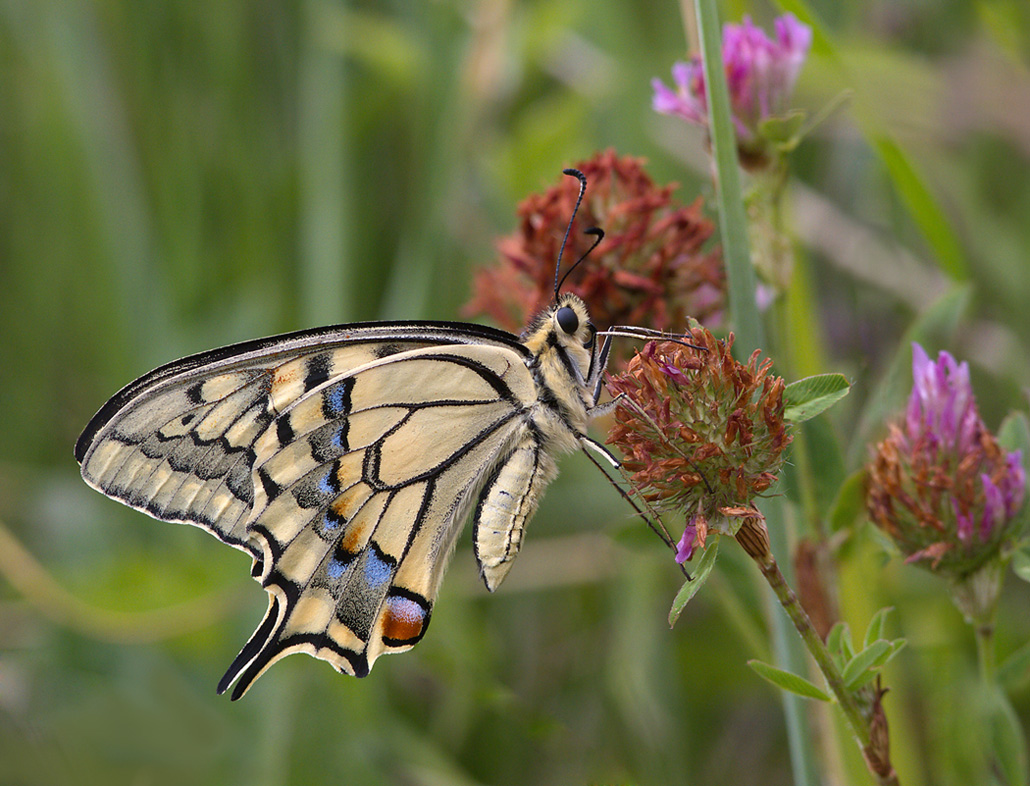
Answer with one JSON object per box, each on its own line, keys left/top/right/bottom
{"left": 870, "top": 136, "right": 968, "bottom": 281}
{"left": 885, "top": 639, "right": 908, "bottom": 664}
{"left": 985, "top": 686, "right": 1029, "bottom": 786}
{"left": 998, "top": 412, "right": 1030, "bottom": 456}
{"left": 775, "top": 0, "right": 969, "bottom": 284}
{"left": 844, "top": 640, "right": 906, "bottom": 691}
{"left": 826, "top": 621, "right": 846, "bottom": 667}
{"left": 842, "top": 640, "right": 891, "bottom": 690}
{"left": 998, "top": 640, "right": 1030, "bottom": 690}
{"left": 1011, "top": 551, "right": 1030, "bottom": 584}
{"left": 837, "top": 623, "right": 855, "bottom": 661}
{"left": 864, "top": 607, "right": 894, "bottom": 648}
{"left": 782, "top": 374, "right": 851, "bottom": 423}
{"left": 747, "top": 660, "right": 832, "bottom": 702}
{"left": 758, "top": 110, "right": 806, "bottom": 149}
{"left": 668, "top": 539, "right": 719, "bottom": 628}
{"left": 828, "top": 469, "right": 868, "bottom": 533}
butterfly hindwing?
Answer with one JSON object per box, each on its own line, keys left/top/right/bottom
{"left": 218, "top": 344, "right": 540, "bottom": 695}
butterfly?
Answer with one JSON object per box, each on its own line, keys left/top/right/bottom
{"left": 76, "top": 169, "right": 666, "bottom": 699}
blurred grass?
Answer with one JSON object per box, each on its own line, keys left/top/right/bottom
{"left": 2, "top": 1, "right": 1030, "bottom": 784}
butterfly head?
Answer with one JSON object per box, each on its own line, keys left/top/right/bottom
{"left": 551, "top": 292, "right": 594, "bottom": 346}
{"left": 522, "top": 292, "right": 596, "bottom": 373}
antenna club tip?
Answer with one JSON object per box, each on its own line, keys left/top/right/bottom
{"left": 563, "top": 167, "right": 586, "bottom": 181}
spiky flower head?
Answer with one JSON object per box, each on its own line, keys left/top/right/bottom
{"left": 652, "top": 14, "right": 812, "bottom": 158}
{"left": 867, "top": 344, "right": 1026, "bottom": 577}
{"left": 607, "top": 328, "right": 792, "bottom": 562}
{"left": 464, "top": 150, "right": 724, "bottom": 337}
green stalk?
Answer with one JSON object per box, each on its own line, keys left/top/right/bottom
{"left": 689, "top": 1, "right": 815, "bottom": 783}
{"left": 975, "top": 622, "right": 996, "bottom": 686}
{"left": 759, "top": 553, "right": 900, "bottom": 786}
{"left": 298, "top": 0, "right": 352, "bottom": 324}
{"left": 692, "top": 0, "right": 762, "bottom": 356}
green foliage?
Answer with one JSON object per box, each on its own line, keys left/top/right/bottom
{"left": 668, "top": 538, "right": 720, "bottom": 627}
{"left": 748, "top": 659, "right": 832, "bottom": 701}
{"left": 825, "top": 612, "right": 907, "bottom": 691}
{"left": 2, "top": 0, "right": 1030, "bottom": 784}
{"left": 782, "top": 373, "right": 850, "bottom": 423}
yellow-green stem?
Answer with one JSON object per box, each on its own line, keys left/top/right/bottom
{"left": 975, "top": 621, "right": 997, "bottom": 686}
{"left": 759, "top": 554, "right": 900, "bottom": 786}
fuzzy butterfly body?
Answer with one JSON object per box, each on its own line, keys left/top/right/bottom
{"left": 76, "top": 292, "right": 614, "bottom": 698}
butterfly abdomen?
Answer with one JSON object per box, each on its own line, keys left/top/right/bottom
{"left": 471, "top": 429, "right": 559, "bottom": 590}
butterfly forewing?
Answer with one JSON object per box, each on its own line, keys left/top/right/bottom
{"left": 77, "top": 322, "right": 526, "bottom": 551}
{"left": 76, "top": 297, "right": 605, "bottom": 698}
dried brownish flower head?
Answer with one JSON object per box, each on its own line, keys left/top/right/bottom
{"left": 607, "top": 328, "right": 792, "bottom": 560}
{"left": 464, "top": 150, "right": 724, "bottom": 338}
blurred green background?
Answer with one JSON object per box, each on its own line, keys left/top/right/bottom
{"left": 2, "top": 0, "right": 1030, "bottom": 784}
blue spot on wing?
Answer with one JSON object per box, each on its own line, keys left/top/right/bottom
{"left": 321, "top": 510, "right": 342, "bottom": 533}
{"left": 317, "top": 463, "right": 340, "bottom": 496}
{"left": 363, "top": 550, "right": 393, "bottom": 591}
{"left": 327, "top": 558, "right": 348, "bottom": 581}
{"left": 323, "top": 378, "right": 354, "bottom": 419}
{"left": 332, "top": 425, "right": 348, "bottom": 451}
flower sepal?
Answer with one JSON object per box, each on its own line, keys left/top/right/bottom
{"left": 948, "top": 558, "right": 1006, "bottom": 628}
{"left": 756, "top": 110, "right": 807, "bottom": 153}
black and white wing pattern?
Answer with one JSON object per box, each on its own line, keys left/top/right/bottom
{"left": 76, "top": 295, "right": 609, "bottom": 698}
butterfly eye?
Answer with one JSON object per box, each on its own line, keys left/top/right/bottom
{"left": 555, "top": 306, "right": 579, "bottom": 335}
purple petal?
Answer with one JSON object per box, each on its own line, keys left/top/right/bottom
{"left": 652, "top": 65, "right": 706, "bottom": 124}
{"left": 775, "top": 13, "right": 813, "bottom": 55}
{"left": 980, "top": 473, "right": 1004, "bottom": 540}
{"left": 1004, "top": 450, "right": 1026, "bottom": 515}
{"left": 652, "top": 78, "right": 683, "bottom": 114}
{"left": 671, "top": 60, "right": 697, "bottom": 91}
{"left": 660, "top": 362, "right": 690, "bottom": 386}
{"left": 675, "top": 518, "right": 698, "bottom": 563}
{"left": 906, "top": 343, "right": 932, "bottom": 435}
{"left": 654, "top": 13, "right": 810, "bottom": 141}
{"left": 952, "top": 498, "right": 974, "bottom": 542}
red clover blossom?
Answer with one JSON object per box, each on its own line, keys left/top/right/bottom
{"left": 607, "top": 329, "right": 792, "bottom": 564}
{"left": 464, "top": 150, "right": 724, "bottom": 339}
{"left": 653, "top": 14, "right": 812, "bottom": 153}
{"left": 867, "top": 344, "right": 1026, "bottom": 576}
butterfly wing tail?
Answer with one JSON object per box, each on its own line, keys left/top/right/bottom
{"left": 217, "top": 595, "right": 284, "bottom": 698}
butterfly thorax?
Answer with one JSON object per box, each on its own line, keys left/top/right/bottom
{"left": 519, "top": 294, "right": 597, "bottom": 453}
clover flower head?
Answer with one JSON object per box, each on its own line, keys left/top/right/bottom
{"left": 867, "top": 344, "right": 1026, "bottom": 575}
{"left": 607, "top": 329, "right": 792, "bottom": 561}
{"left": 464, "top": 150, "right": 725, "bottom": 340}
{"left": 652, "top": 13, "right": 812, "bottom": 151}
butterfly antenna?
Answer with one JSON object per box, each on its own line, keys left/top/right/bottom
{"left": 553, "top": 168, "right": 591, "bottom": 300}
{"left": 556, "top": 227, "right": 604, "bottom": 295}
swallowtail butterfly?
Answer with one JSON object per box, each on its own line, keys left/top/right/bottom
{"left": 76, "top": 170, "right": 655, "bottom": 699}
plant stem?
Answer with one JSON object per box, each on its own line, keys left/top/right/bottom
{"left": 975, "top": 621, "right": 996, "bottom": 686}
{"left": 758, "top": 553, "right": 900, "bottom": 786}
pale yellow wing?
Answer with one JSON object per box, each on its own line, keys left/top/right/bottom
{"left": 76, "top": 324, "right": 555, "bottom": 698}
{"left": 220, "top": 343, "right": 543, "bottom": 697}
{"left": 76, "top": 322, "right": 528, "bottom": 555}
